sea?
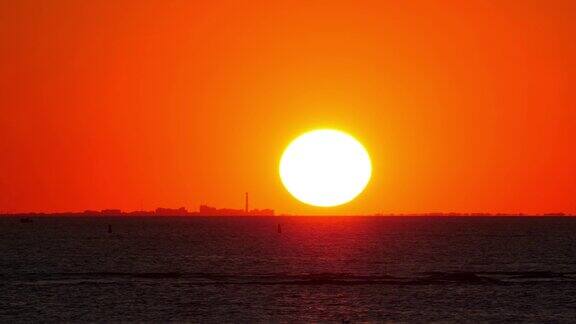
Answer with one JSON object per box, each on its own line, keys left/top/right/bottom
{"left": 1, "top": 216, "right": 576, "bottom": 322}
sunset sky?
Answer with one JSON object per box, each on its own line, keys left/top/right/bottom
{"left": 1, "top": 0, "right": 574, "bottom": 215}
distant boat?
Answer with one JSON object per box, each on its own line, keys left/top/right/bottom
{"left": 20, "top": 218, "right": 33, "bottom": 223}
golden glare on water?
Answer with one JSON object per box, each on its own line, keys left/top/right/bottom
{"left": 279, "top": 129, "right": 372, "bottom": 207}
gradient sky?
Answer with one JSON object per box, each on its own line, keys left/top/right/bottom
{"left": 1, "top": 0, "right": 575, "bottom": 214}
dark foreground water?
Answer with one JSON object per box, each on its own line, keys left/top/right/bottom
{"left": 1, "top": 216, "right": 576, "bottom": 322}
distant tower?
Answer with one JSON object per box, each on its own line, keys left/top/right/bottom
{"left": 245, "top": 192, "right": 249, "bottom": 214}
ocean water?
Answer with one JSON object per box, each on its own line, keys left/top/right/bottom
{"left": 1, "top": 216, "right": 576, "bottom": 322}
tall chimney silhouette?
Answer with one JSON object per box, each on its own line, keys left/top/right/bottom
{"left": 245, "top": 192, "right": 249, "bottom": 214}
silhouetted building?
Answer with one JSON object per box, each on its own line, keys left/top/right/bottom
{"left": 245, "top": 192, "right": 249, "bottom": 213}
{"left": 198, "top": 204, "right": 274, "bottom": 216}
{"left": 155, "top": 207, "right": 189, "bottom": 216}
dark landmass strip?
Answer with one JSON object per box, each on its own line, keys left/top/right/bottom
{"left": 0, "top": 205, "right": 275, "bottom": 217}
{"left": 0, "top": 204, "right": 571, "bottom": 218}
{"left": 1, "top": 211, "right": 571, "bottom": 217}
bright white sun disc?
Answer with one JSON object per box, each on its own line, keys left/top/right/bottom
{"left": 279, "top": 129, "right": 372, "bottom": 207}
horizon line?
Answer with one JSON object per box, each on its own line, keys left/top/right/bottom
{"left": 0, "top": 209, "right": 572, "bottom": 217}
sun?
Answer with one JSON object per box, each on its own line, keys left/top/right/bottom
{"left": 279, "top": 129, "right": 372, "bottom": 207}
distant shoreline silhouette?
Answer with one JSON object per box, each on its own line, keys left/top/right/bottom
{"left": 0, "top": 209, "right": 571, "bottom": 217}
{"left": 1, "top": 204, "right": 275, "bottom": 217}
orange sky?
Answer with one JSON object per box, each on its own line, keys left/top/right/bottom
{"left": 1, "top": 0, "right": 575, "bottom": 214}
